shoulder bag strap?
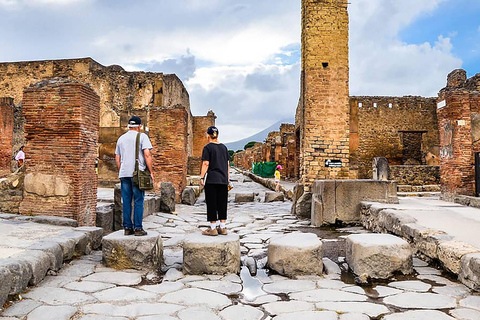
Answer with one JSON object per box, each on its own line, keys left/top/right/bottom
{"left": 135, "top": 132, "right": 141, "bottom": 172}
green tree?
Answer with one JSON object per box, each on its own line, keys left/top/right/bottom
{"left": 228, "top": 150, "right": 235, "bottom": 161}
{"left": 244, "top": 141, "right": 257, "bottom": 150}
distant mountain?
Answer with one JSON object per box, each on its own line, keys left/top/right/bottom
{"left": 225, "top": 117, "right": 295, "bottom": 151}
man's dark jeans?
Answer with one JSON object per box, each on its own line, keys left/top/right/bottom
{"left": 120, "top": 177, "right": 145, "bottom": 230}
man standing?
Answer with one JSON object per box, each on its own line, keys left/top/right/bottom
{"left": 115, "top": 116, "right": 154, "bottom": 236}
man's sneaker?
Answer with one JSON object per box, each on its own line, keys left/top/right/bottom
{"left": 124, "top": 228, "right": 134, "bottom": 236}
{"left": 202, "top": 228, "right": 218, "bottom": 236}
{"left": 134, "top": 229, "right": 148, "bottom": 236}
{"left": 217, "top": 227, "right": 228, "bottom": 235}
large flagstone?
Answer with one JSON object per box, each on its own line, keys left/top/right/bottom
{"left": 383, "top": 292, "right": 456, "bottom": 309}
{"left": 160, "top": 288, "right": 231, "bottom": 309}
{"left": 289, "top": 289, "right": 367, "bottom": 303}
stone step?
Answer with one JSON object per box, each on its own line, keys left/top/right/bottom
{"left": 398, "top": 192, "right": 441, "bottom": 197}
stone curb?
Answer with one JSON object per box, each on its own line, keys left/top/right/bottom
{"left": 360, "top": 201, "right": 480, "bottom": 292}
{"left": 0, "top": 226, "right": 103, "bottom": 307}
{"left": 0, "top": 213, "right": 78, "bottom": 227}
{"left": 234, "top": 168, "right": 293, "bottom": 200}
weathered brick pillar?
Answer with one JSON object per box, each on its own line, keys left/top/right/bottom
{"left": 300, "top": 0, "right": 350, "bottom": 188}
{"left": 188, "top": 110, "right": 216, "bottom": 175}
{"left": 149, "top": 106, "right": 188, "bottom": 201}
{"left": 0, "top": 97, "right": 14, "bottom": 171}
{"left": 19, "top": 79, "right": 100, "bottom": 226}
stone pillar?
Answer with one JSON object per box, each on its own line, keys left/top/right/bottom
{"left": 372, "top": 157, "right": 389, "bottom": 181}
{"left": 0, "top": 97, "right": 14, "bottom": 171}
{"left": 19, "top": 79, "right": 100, "bottom": 226}
{"left": 300, "top": 0, "right": 350, "bottom": 189}
{"left": 192, "top": 110, "right": 216, "bottom": 157}
{"left": 149, "top": 106, "right": 188, "bottom": 201}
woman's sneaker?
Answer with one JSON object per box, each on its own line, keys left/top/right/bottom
{"left": 202, "top": 228, "right": 218, "bottom": 236}
{"left": 217, "top": 227, "right": 228, "bottom": 235}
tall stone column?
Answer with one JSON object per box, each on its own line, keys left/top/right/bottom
{"left": 19, "top": 79, "right": 100, "bottom": 226}
{"left": 300, "top": 0, "right": 350, "bottom": 189}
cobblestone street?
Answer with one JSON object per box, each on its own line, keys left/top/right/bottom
{"left": 1, "top": 171, "right": 480, "bottom": 320}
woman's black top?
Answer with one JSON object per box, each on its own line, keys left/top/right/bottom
{"left": 202, "top": 142, "right": 229, "bottom": 185}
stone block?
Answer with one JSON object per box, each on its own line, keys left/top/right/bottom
{"left": 265, "top": 191, "right": 284, "bottom": 203}
{"left": 182, "top": 187, "right": 196, "bottom": 205}
{"left": 312, "top": 180, "right": 398, "bottom": 226}
{"left": 0, "top": 265, "right": 13, "bottom": 307}
{"left": 183, "top": 234, "right": 240, "bottom": 275}
{"left": 268, "top": 233, "right": 323, "bottom": 277}
{"left": 114, "top": 183, "right": 122, "bottom": 231}
{"left": 144, "top": 194, "right": 161, "bottom": 217}
{"left": 311, "top": 181, "right": 335, "bottom": 225}
{"left": 27, "top": 241, "right": 64, "bottom": 271}
{"left": 234, "top": 193, "right": 255, "bottom": 203}
{"left": 437, "top": 240, "right": 479, "bottom": 274}
{"left": 454, "top": 195, "right": 471, "bottom": 206}
{"left": 96, "top": 203, "right": 114, "bottom": 234}
{"left": 58, "top": 231, "right": 90, "bottom": 257}
{"left": 346, "top": 234, "right": 413, "bottom": 280}
{"left": 75, "top": 226, "right": 104, "bottom": 250}
{"left": 397, "top": 185, "right": 412, "bottom": 193}
{"left": 414, "top": 229, "right": 452, "bottom": 260}
{"left": 11, "top": 250, "right": 51, "bottom": 286}
{"left": 30, "top": 215, "right": 78, "bottom": 227}
{"left": 372, "top": 157, "right": 388, "bottom": 181}
{"left": 459, "top": 253, "right": 480, "bottom": 291}
{"left": 423, "top": 185, "right": 441, "bottom": 192}
{"left": 0, "top": 258, "right": 32, "bottom": 295}
{"left": 295, "top": 192, "right": 312, "bottom": 219}
{"left": 160, "top": 182, "right": 176, "bottom": 213}
{"left": 44, "top": 236, "right": 76, "bottom": 261}
{"left": 102, "top": 230, "right": 163, "bottom": 270}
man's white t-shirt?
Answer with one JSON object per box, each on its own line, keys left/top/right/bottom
{"left": 115, "top": 131, "right": 153, "bottom": 178}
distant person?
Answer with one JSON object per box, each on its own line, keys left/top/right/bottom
{"left": 115, "top": 116, "right": 154, "bottom": 237}
{"left": 15, "top": 146, "right": 25, "bottom": 167}
{"left": 275, "top": 164, "right": 282, "bottom": 192}
{"left": 200, "top": 126, "right": 230, "bottom": 236}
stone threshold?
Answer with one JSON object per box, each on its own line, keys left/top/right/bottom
{"left": 0, "top": 225, "right": 103, "bottom": 308}
{"left": 360, "top": 201, "right": 480, "bottom": 292}
{"left": 234, "top": 168, "right": 293, "bottom": 200}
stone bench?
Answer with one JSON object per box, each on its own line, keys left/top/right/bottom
{"left": 102, "top": 230, "right": 163, "bottom": 270}
{"left": 268, "top": 233, "right": 323, "bottom": 277}
{"left": 183, "top": 234, "right": 240, "bottom": 275}
{"left": 265, "top": 191, "right": 284, "bottom": 203}
{"left": 346, "top": 234, "right": 412, "bottom": 281}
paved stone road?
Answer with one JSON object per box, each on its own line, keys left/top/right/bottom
{"left": 1, "top": 171, "right": 480, "bottom": 320}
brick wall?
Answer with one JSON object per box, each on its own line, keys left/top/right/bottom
{"left": 299, "top": 0, "right": 351, "bottom": 188}
{"left": 389, "top": 165, "right": 440, "bottom": 186}
{"left": 0, "top": 97, "right": 14, "bottom": 171}
{"left": 149, "top": 106, "right": 188, "bottom": 201}
{"left": 192, "top": 111, "right": 216, "bottom": 157}
{"left": 350, "top": 96, "right": 439, "bottom": 179}
{"left": 437, "top": 70, "right": 480, "bottom": 198}
{"left": 19, "top": 79, "right": 100, "bottom": 225}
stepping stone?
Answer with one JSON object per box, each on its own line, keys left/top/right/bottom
{"left": 268, "top": 233, "right": 322, "bottom": 277}
{"left": 235, "top": 193, "right": 255, "bottom": 203}
{"left": 346, "top": 234, "right": 412, "bottom": 280}
{"left": 102, "top": 230, "right": 163, "bottom": 270}
{"left": 383, "top": 310, "right": 455, "bottom": 320}
{"left": 183, "top": 234, "right": 240, "bottom": 275}
{"left": 265, "top": 192, "right": 284, "bottom": 203}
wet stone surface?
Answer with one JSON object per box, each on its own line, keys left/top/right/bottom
{"left": 1, "top": 170, "right": 480, "bottom": 319}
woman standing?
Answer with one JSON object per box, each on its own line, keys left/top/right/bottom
{"left": 200, "top": 126, "right": 230, "bottom": 236}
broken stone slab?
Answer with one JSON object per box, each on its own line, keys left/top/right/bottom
{"left": 322, "top": 258, "right": 342, "bottom": 275}
{"left": 96, "top": 203, "right": 114, "bottom": 234}
{"left": 234, "top": 193, "right": 255, "bottom": 203}
{"left": 181, "top": 187, "right": 196, "bottom": 206}
{"left": 437, "top": 240, "right": 479, "bottom": 274}
{"left": 346, "top": 234, "right": 413, "bottom": 280}
{"left": 30, "top": 215, "right": 78, "bottom": 227}
{"left": 268, "top": 233, "right": 323, "bottom": 277}
{"left": 160, "top": 182, "right": 176, "bottom": 213}
{"left": 295, "top": 192, "right": 312, "bottom": 219}
{"left": 459, "top": 252, "right": 480, "bottom": 291}
{"left": 265, "top": 191, "right": 284, "bottom": 203}
{"left": 75, "top": 226, "right": 104, "bottom": 250}
{"left": 183, "top": 234, "right": 240, "bottom": 275}
{"left": 102, "top": 230, "right": 163, "bottom": 270}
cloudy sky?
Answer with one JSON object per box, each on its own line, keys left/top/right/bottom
{"left": 1, "top": 0, "right": 479, "bottom": 142}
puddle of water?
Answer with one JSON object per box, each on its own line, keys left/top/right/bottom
{"left": 239, "top": 266, "right": 268, "bottom": 301}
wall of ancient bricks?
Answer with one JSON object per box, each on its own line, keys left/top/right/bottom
{"left": 149, "top": 106, "right": 189, "bottom": 201}
{"left": 438, "top": 70, "right": 480, "bottom": 198}
{"left": 0, "top": 97, "right": 14, "bottom": 172}
{"left": 19, "top": 79, "right": 99, "bottom": 226}
{"left": 298, "top": 0, "right": 351, "bottom": 188}
{"left": 188, "top": 111, "right": 216, "bottom": 175}
{"left": 389, "top": 165, "right": 440, "bottom": 186}
{"left": 350, "top": 96, "right": 439, "bottom": 179}
{"left": 0, "top": 58, "right": 193, "bottom": 186}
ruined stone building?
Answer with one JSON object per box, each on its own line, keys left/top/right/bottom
{"left": 0, "top": 58, "right": 216, "bottom": 224}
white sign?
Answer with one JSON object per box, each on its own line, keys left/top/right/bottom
{"left": 437, "top": 100, "right": 446, "bottom": 109}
